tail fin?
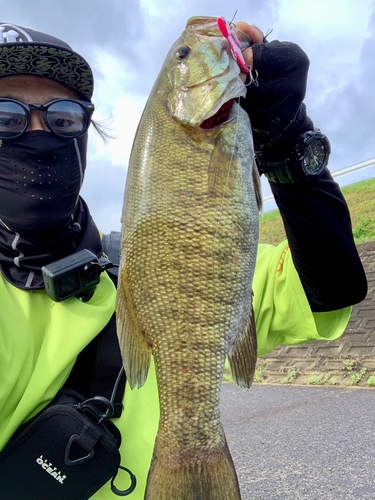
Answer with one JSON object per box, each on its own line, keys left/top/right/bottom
{"left": 144, "top": 434, "right": 241, "bottom": 500}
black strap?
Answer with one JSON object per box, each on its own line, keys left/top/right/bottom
{"left": 63, "top": 313, "right": 126, "bottom": 418}
{"left": 64, "top": 232, "right": 125, "bottom": 417}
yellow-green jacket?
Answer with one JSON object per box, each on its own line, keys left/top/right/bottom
{"left": 0, "top": 241, "right": 351, "bottom": 499}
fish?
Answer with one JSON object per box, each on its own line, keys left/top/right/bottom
{"left": 116, "top": 15, "right": 262, "bottom": 500}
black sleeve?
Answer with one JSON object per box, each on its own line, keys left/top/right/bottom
{"left": 270, "top": 171, "right": 367, "bottom": 312}
{"left": 239, "top": 38, "right": 367, "bottom": 311}
{"left": 240, "top": 40, "right": 314, "bottom": 162}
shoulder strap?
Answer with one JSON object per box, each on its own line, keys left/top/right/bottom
{"left": 64, "top": 231, "right": 125, "bottom": 418}
{"left": 63, "top": 313, "right": 126, "bottom": 418}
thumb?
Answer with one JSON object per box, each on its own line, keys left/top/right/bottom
{"left": 235, "top": 23, "right": 264, "bottom": 44}
{"left": 235, "top": 23, "right": 264, "bottom": 74}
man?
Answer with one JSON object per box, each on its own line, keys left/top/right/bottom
{"left": 0, "top": 21, "right": 367, "bottom": 499}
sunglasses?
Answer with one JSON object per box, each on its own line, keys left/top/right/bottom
{"left": 0, "top": 98, "right": 95, "bottom": 139}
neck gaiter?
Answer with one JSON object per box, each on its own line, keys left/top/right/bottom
{"left": 0, "top": 131, "right": 102, "bottom": 289}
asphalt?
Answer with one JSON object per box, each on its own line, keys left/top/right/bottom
{"left": 220, "top": 383, "right": 375, "bottom": 500}
{"left": 219, "top": 241, "right": 375, "bottom": 498}
{"left": 254, "top": 241, "right": 375, "bottom": 387}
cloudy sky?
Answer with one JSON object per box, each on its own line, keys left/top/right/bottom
{"left": 2, "top": 0, "right": 375, "bottom": 232}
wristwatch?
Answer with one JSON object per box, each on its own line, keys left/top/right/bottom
{"left": 256, "top": 130, "right": 331, "bottom": 183}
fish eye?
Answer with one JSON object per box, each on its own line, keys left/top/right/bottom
{"left": 175, "top": 46, "right": 190, "bottom": 60}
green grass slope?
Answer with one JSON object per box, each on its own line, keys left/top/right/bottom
{"left": 259, "top": 177, "right": 375, "bottom": 246}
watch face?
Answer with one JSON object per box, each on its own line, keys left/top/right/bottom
{"left": 301, "top": 138, "right": 329, "bottom": 175}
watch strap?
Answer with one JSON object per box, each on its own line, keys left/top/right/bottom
{"left": 256, "top": 157, "right": 300, "bottom": 184}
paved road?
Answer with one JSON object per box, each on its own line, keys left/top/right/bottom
{"left": 220, "top": 383, "right": 375, "bottom": 500}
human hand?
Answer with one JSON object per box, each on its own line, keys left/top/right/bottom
{"left": 235, "top": 22, "right": 314, "bottom": 162}
{"left": 233, "top": 22, "right": 264, "bottom": 80}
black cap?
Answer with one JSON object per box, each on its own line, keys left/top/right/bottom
{"left": 0, "top": 23, "right": 94, "bottom": 100}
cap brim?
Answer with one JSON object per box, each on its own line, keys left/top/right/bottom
{"left": 0, "top": 43, "right": 94, "bottom": 100}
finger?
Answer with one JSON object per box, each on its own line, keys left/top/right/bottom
{"left": 241, "top": 47, "right": 253, "bottom": 74}
{"left": 235, "top": 22, "right": 264, "bottom": 44}
{"left": 235, "top": 22, "right": 264, "bottom": 76}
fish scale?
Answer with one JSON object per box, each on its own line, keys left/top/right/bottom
{"left": 117, "top": 16, "right": 261, "bottom": 500}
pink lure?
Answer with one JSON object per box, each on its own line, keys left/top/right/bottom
{"left": 217, "top": 16, "right": 249, "bottom": 74}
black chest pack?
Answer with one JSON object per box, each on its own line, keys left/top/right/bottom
{"left": 0, "top": 233, "right": 136, "bottom": 499}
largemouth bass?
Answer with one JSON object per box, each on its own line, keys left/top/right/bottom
{"left": 117, "top": 16, "right": 262, "bottom": 500}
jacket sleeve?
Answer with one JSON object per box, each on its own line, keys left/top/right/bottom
{"left": 269, "top": 171, "right": 367, "bottom": 312}
{"left": 253, "top": 242, "right": 352, "bottom": 356}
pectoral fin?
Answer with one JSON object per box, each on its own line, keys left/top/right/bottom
{"left": 228, "top": 301, "right": 258, "bottom": 389}
{"left": 207, "top": 139, "right": 235, "bottom": 197}
{"left": 253, "top": 161, "right": 263, "bottom": 213}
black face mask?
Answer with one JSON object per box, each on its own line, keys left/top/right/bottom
{"left": 0, "top": 131, "right": 102, "bottom": 290}
{"left": 0, "top": 130, "right": 87, "bottom": 239}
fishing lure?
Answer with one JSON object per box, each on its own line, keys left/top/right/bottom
{"left": 217, "top": 16, "right": 249, "bottom": 74}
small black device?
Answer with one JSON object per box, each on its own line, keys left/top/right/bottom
{"left": 0, "top": 388, "right": 136, "bottom": 499}
{"left": 42, "top": 249, "right": 114, "bottom": 302}
{"left": 257, "top": 129, "right": 331, "bottom": 183}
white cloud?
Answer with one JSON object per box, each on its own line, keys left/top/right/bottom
{"left": 274, "top": 0, "right": 373, "bottom": 97}
{"left": 91, "top": 93, "right": 146, "bottom": 166}
{"left": 2, "top": 0, "right": 373, "bottom": 230}
{"left": 278, "top": 0, "right": 373, "bottom": 35}
{"left": 87, "top": 50, "right": 148, "bottom": 167}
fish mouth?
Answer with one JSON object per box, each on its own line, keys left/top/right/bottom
{"left": 200, "top": 99, "right": 235, "bottom": 129}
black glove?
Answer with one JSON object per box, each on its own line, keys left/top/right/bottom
{"left": 240, "top": 39, "right": 367, "bottom": 312}
{"left": 240, "top": 40, "right": 314, "bottom": 162}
